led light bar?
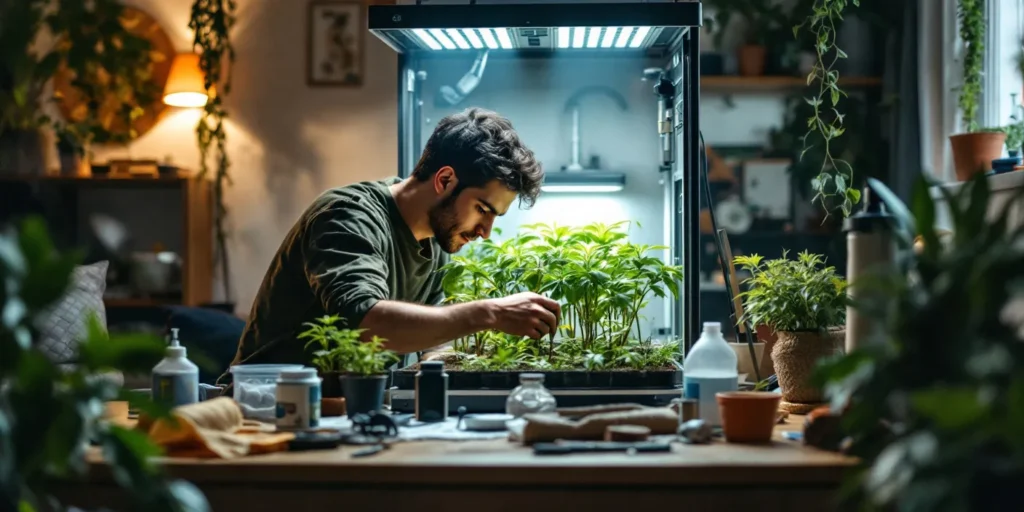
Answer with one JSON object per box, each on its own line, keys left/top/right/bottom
{"left": 368, "top": 2, "right": 702, "bottom": 55}
{"left": 541, "top": 172, "right": 626, "bottom": 193}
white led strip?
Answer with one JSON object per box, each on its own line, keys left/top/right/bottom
{"left": 411, "top": 26, "right": 651, "bottom": 51}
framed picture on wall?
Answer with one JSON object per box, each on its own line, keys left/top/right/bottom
{"left": 307, "top": 0, "right": 364, "bottom": 87}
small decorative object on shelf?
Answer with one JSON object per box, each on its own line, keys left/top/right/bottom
{"left": 505, "top": 373, "right": 557, "bottom": 418}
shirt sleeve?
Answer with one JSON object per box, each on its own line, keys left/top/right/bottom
{"left": 426, "top": 253, "right": 450, "bottom": 306}
{"left": 302, "top": 208, "right": 390, "bottom": 330}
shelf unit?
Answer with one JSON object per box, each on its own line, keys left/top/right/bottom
{"left": 0, "top": 172, "right": 214, "bottom": 309}
{"left": 701, "top": 75, "right": 883, "bottom": 92}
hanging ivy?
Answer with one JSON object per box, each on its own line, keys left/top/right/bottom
{"left": 189, "top": 0, "right": 237, "bottom": 302}
{"left": 794, "top": 0, "right": 861, "bottom": 218}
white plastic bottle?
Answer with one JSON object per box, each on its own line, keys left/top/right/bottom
{"left": 151, "top": 328, "right": 200, "bottom": 407}
{"left": 682, "top": 322, "right": 738, "bottom": 427}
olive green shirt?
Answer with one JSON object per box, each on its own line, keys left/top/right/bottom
{"left": 225, "top": 178, "right": 448, "bottom": 372}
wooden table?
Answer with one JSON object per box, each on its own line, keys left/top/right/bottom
{"left": 59, "top": 411, "right": 856, "bottom": 512}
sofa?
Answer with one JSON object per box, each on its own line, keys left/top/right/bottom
{"left": 39, "top": 261, "right": 244, "bottom": 390}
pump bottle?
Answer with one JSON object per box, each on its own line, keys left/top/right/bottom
{"left": 151, "top": 328, "right": 200, "bottom": 407}
{"left": 843, "top": 185, "right": 896, "bottom": 353}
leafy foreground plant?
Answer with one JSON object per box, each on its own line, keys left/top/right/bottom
{"left": 300, "top": 315, "right": 398, "bottom": 376}
{"left": 814, "top": 174, "right": 1024, "bottom": 511}
{"left": 436, "top": 221, "right": 682, "bottom": 372}
{"left": 0, "top": 216, "right": 208, "bottom": 511}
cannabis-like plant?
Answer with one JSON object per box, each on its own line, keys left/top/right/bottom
{"left": 734, "top": 250, "right": 848, "bottom": 332}
{"left": 439, "top": 221, "right": 682, "bottom": 371}
{"left": 0, "top": 216, "right": 208, "bottom": 511}
{"left": 300, "top": 315, "right": 398, "bottom": 376}
{"left": 815, "top": 173, "right": 1024, "bottom": 511}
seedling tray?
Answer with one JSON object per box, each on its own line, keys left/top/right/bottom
{"left": 389, "top": 366, "right": 683, "bottom": 414}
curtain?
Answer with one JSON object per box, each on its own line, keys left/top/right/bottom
{"left": 883, "top": 0, "right": 923, "bottom": 201}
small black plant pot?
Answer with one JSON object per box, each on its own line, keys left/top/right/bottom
{"left": 320, "top": 371, "right": 343, "bottom": 398}
{"left": 341, "top": 374, "right": 387, "bottom": 418}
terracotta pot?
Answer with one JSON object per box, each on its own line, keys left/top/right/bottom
{"left": 772, "top": 328, "right": 844, "bottom": 404}
{"left": 716, "top": 391, "right": 781, "bottom": 443}
{"left": 950, "top": 131, "right": 1006, "bottom": 181}
{"left": 754, "top": 324, "right": 778, "bottom": 378}
{"left": 737, "top": 45, "right": 766, "bottom": 77}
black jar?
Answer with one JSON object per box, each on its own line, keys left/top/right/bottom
{"left": 415, "top": 361, "right": 448, "bottom": 422}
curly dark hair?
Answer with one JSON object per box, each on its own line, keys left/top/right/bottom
{"left": 412, "top": 107, "right": 543, "bottom": 207}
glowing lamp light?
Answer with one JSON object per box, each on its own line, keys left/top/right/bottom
{"left": 163, "top": 53, "right": 209, "bottom": 108}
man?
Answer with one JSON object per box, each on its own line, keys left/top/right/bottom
{"left": 224, "top": 107, "right": 560, "bottom": 371}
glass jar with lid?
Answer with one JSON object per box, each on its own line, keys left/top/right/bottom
{"left": 505, "top": 373, "right": 557, "bottom": 418}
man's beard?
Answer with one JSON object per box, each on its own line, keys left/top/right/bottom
{"left": 428, "top": 193, "right": 473, "bottom": 254}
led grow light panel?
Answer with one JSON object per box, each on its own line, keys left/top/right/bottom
{"left": 368, "top": 2, "right": 701, "bottom": 54}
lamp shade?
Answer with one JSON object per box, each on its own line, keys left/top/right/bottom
{"left": 163, "top": 53, "right": 208, "bottom": 108}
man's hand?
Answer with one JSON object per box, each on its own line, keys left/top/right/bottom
{"left": 484, "top": 292, "right": 561, "bottom": 340}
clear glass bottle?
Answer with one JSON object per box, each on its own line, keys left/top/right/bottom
{"left": 505, "top": 373, "right": 557, "bottom": 418}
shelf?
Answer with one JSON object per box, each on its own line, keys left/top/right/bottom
{"left": 701, "top": 75, "right": 882, "bottom": 93}
{"left": 0, "top": 173, "right": 195, "bottom": 187}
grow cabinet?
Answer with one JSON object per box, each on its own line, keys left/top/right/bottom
{"left": 368, "top": 0, "right": 704, "bottom": 412}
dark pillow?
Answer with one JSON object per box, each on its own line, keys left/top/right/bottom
{"left": 165, "top": 306, "right": 245, "bottom": 384}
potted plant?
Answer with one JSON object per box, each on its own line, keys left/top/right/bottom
{"left": 394, "top": 221, "right": 683, "bottom": 402}
{"left": 734, "top": 251, "right": 847, "bottom": 412}
{"left": 1004, "top": 93, "right": 1024, "bottom": 160}
{"left": 813, "top": 173, "right": 1024, "bottom": 510}
{"left": 300, "top": 315, "right": 399, "bottom": 418}
{"left": 949, "top": 0, "right": 1006, "bottom": 180}
{"left": 706, "top": 0, "right": 787, "bottom": 77}
{"left": 1, "top": 215, "right": 209, "bottom": 511}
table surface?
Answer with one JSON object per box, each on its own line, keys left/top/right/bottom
{"left": 92, "top": 405, "right": 857, "bottom": 488}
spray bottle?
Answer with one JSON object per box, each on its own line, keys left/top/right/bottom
{"left": 843, "top": 185, "right": 896, "bottom": 354}
{"left": 151, "top": 328, "right": 199, "bottom": 407}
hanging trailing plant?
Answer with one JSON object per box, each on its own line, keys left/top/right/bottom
{"left": 793, "top": 0, "right": 862, "bottom": 218}
{"left": 189, "top": 0, "right": 237, "bottom": 303}
{"left": 956, "top": 0, "right": 984, "bottom": 133}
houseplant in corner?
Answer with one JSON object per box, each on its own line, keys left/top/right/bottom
{"left": 300, "top": 315, "right": 399, "bottom": 418}
{"left": 813, "top": 173, "right": 1024, "bottom": 511}
{"left": 734, "top": 250, "right": 847, "bottom": 413}
{"left": 1, "top": 215, "right": 208, "bottom": 511}
{"left": 949, "top": 0, "right": 1006, "bottom": 180}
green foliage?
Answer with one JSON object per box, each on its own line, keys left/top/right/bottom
{"left": 440, "top": 222, "right": 683, "bottom": 371}
{"left": 1, "top": 216, "right": 208, "bottom": 511}
{"left": 704, "top": 0, "right": 788, "bottom": 47}
{"left": 734, "top": 250, "right": 848, "bottom": 332}
{"left": 0, "top": 0, "right": 158, "bottom": 145}
{"left": 1004, "top": 94, "right": 1024, "bottom": 154}
{"left": 189, "top": 0, "right": 238, "bottom": 302}
{"left": 793, "top": 0, "right": 862, "bottom": 218}
{"left": 814, "top": 173, "right": 1024, "bottom": 510}
{"left": 956, "top": 0, "right": 985, "bottom": 133}
{"left": 300, "top": 315, "right": 399, "bottom": 376}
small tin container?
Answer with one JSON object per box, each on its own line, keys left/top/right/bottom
{"left": 415, "top": 361, "right": 448, "bottom": 423}
{"left": 275, "top": 367, "right": 321, "bottom": 430}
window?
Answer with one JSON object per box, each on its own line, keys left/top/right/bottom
{"left": 987, "top": 0, "right": 1023, "bottom": 131}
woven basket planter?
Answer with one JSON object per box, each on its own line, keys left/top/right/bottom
{"left": 771, "top": 327, "right": 845, "bottom": 404}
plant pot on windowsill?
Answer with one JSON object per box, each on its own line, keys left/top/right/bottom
{"left": 340, "top": 373, "right": 388, "bottom": 418}
{"left": 949, "top": 130, "right": 1006, "bottom": 181}
{"left": 772, "top": 326, "right": 844, "bottom": 412}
